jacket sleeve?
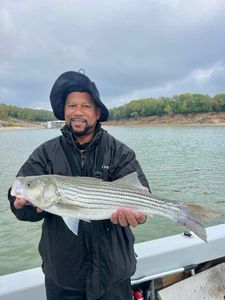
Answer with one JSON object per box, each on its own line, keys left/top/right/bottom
{"left": 8, "top": 144, "right": 52, "bottom": 222}
{"left": 109, "top": 138, "right": 151, "bottom": 192}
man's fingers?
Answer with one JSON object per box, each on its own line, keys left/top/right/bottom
{"left": 124, "top": 208, "right": 139, "bottom": 228}
{"left": 134, "top": 211, "right": 147, "bottom": 224}
{"left": 117, "top": 208, "right": 129, "bottom": 227}
{"left": 110, "top": 212, "right": 118, "bottom": 224}
{"left": 14, "top": 198, "right": 30, "bottom": 209}
{"left": 14, "top": 197, "right": 43, "bottom": 213}
{"left": 111, "top": 208, "right": 147, "bottom": 227}
{"left": 111, "top": 208, "right": 128, "bottom": 226}
{"left": 36, "top": 207, "right": 44, "bottom": 213}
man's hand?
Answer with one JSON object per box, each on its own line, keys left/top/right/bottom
{"left": 110, "top": 207, "right": 147, "bottom": 228}
{"left": 14, "top": 197, "right": 43, "bottom": 213}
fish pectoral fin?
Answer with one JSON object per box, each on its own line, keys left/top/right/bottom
{"left": 62, "top": 217, "right": 80, "bottom": 235}
{"left": 114, "top": 172, "right": 149, "bottom": 192}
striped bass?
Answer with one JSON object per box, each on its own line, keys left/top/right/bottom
{"left": 11, "top": 172, "right": 223, "bottom": 242}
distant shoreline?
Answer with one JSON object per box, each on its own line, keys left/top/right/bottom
{"left": 1, "top": 112, "right": 225, "bottom": 130}
{"left": 104, "top": 112, "right": 225, "bottom": 127}
{"left": 0, "top": 126, "right": 40, "bottom": 131}
{"left": 0, "top": 119, "right": 42, "bottom": 131}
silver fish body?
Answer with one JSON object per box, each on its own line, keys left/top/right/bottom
{"left": 11, "top": 172, "right": 223, "bottom": 241}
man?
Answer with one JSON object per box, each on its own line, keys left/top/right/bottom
{"left": 8, "top": 71, "right": 150, "bottom": 300}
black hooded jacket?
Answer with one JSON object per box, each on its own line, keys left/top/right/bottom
{"left": 8, "top": 124, "right": 150, "bottom": 300}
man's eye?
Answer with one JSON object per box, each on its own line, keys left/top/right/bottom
{"left": 83, "top": 104, "right": 91, "bottom": 108}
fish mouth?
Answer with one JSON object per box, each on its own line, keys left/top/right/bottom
{"left": 11, "top": 180, "right": 28, "bottom": 199}
{"left": 11, "top": 187, "right": 27, "bottom": 199}
{"left": 14, "top": 192, "right": 23, "bottom": 198}
{"left": 11, "top": 181, "right": 20, "bottom": 197}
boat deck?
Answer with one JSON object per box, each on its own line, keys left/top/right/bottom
{"left": 1, "top": 224, "right": 225, "bottom": 300}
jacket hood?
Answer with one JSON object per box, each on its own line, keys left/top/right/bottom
{"left": 50, "top": 71, "right": 109, "bottom": 122}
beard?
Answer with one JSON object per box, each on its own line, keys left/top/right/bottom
{"left": 68, "top": 119, "right": 97, "bottom": 137}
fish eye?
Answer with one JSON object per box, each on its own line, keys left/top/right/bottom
{"left": 27, "top": 181, "right": 33, "bottom": 187}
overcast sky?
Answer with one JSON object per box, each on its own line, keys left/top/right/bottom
{"left": 0, "top": 0, "right": 225, "bottom": 111}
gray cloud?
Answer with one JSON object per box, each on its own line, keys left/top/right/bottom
{"left": 0, "top": 0, "right": 225, "bottom": 110}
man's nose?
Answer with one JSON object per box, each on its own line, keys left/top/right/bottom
{"left": 74, "top": 105, "right": 84, "bottom": 114}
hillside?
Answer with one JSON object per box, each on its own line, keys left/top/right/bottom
{"left": 0, "top": 103, "right": 55, "bottom": 129}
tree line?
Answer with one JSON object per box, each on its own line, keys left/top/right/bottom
{"left": 1, "top": 93, "right": 225, "bottom": 122}
{"left": 0, "top": 103, "right": 55, "bottom": 122}
{"left": 109, "top": 93, "right": 225, "bottom": 120}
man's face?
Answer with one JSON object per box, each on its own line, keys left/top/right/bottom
{"left": 64, "top": 92, "right": 101, "bottom": 139}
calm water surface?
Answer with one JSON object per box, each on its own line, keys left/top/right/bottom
{"left": 0, "top": 125, "right": 225, "bottom": 275}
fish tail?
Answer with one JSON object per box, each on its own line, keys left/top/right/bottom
{"left": 176, "top": 203, "right": 223, "bottom": 242}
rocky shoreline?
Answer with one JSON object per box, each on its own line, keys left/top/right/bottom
{"left": 1, "top": 112, "right": 225, "bottom": 130}
{"left": 105, "top": 112, "right": 225, "bottom": 126}
{"left": 0, "top": 119, "right": 42, "bottom": 130}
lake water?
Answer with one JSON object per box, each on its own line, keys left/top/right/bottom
{"left": 0, "top": 125, "right": 225, "bottom": 276}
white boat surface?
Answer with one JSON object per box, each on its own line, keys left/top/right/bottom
{"left": 0, "top": 223, "right": 225, "bottom": 300}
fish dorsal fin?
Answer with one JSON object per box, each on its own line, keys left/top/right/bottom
{"left": 114, "top": 172, "right": 148, "bottom": 192}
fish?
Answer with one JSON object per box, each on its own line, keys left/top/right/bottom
{"left": 10, "top": 172, "right": 223, "bottom": 242}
